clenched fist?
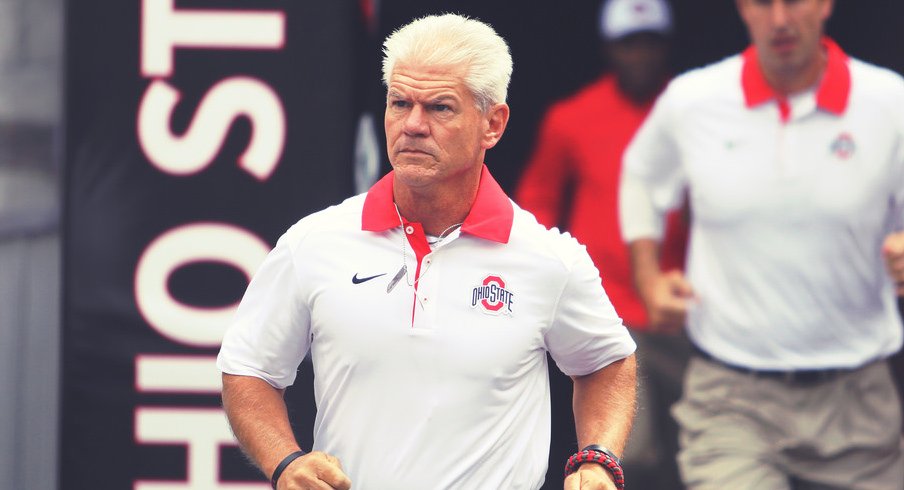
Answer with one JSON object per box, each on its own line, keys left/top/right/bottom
{"left": 276, "top": 451, "right": 352, "bottom": 490}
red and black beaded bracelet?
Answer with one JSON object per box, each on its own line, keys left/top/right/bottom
{"left": 564, "top": 444, "right": 625, "bottom": 489}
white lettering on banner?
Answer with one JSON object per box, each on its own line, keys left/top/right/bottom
{"left": 135, "top": 1, "right": 287, "bottom": 486}
{"left": 135, "top": 355, "right": 221, "bottom": 394}
{"left": 134, "top": 223, "right": 270, "bottom": 348}
{"left": 137, "top": 77, "right": 286, "bottom": 180}
{"left": 134, "top": 408, "right": 269, "bottom": 490}
{"left": 141, "top": 0, "right": 285, "bottom": 77}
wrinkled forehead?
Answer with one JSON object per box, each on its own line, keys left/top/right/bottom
{"left": 389, "top": 62, "right": 468, "bottom": 83}
{"left": 387, "top": 63, "right": 472, "bottom": 97}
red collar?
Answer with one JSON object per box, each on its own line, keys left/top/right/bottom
{"left": 361, "top": 165, "right": 513, "bottom": 243}
{"left": 742, "top": 37, "right": 850, "bottom": 115}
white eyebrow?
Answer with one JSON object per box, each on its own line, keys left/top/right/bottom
{"left": 429, "top": 95, "right": 456, "bottom": 104}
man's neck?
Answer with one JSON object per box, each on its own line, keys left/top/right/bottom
{"left": 762, "top": 49, "right": 827, "bottom": 97}
{"left": 393, "top": 174, "right": 480, "bottom": 236}
{"left": 616, "top": 73, "right": 668, "bottom": 107}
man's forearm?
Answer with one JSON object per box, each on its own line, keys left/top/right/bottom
{"left": 571, "top": 355, "right": 637, "bottom": 456}
{"left": 221, "top": 373, "right": 303, "bottom": 479}
{"left": 629, "top": 239, "right": 662, "bottom": 298}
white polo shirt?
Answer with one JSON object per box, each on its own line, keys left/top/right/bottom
{"left": 218, "top": 165, "right": 635, "bottom": 489}
{"left": 621, "top": 39, "right": 904, "bottom": 370}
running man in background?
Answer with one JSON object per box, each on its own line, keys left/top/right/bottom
{"left": 218, "top": 13, "right": 637, "bottom": 490}
{"left": 621, "top": 0, "right": 904, "bottom": 487}
{"left": 516, "top": 1, "right": 688, "bottom": 488}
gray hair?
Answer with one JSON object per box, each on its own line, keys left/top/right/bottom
{"left": 382, "top": 13, "right": 513, "bottom": 112}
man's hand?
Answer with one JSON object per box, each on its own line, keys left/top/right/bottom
{"left": 277, "top": 451, "right": 351, "bottom": 490}
{"left": 883, "top": 232, "right": 904, "bottom": 296}
{"left": 638, "top": 269, "right": 694, "bottom": 332}
{"left": 563, "top": 463, "right": 617, "bottom": 490}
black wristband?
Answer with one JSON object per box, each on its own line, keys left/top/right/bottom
{"left": 271, "top": 450, "right": 306, "bottom": 489}
{"left": 582, "top": 444, "right": 622, "bottom": 467}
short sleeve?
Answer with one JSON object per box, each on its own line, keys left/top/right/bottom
{"left": 893, "top": 138, "right": 904, "bottom": 231}
{"left": 892, "top": 81, "right": 904, "bottom": 231}
{"left": 620, "top": 83, "right": 687, "bottom": 242}
{"left": 544, "top": 247, "right": 636, "bottom": 376}
{"left": 216, "top": 233, "right": 312, "bottom": 389}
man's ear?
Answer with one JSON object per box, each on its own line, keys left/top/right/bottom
{"left": 820, "top": 0, "right": 835, "bottom": 22}
{"left": 482, "top": 103, "right": 510, "bottom": 150}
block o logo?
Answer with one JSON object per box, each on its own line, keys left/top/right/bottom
{"left": 470, "top": 275, "right": 514, "bottom": 315}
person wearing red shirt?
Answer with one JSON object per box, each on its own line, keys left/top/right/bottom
{"left": 516, "top": 1, "right": 687, "bottom": 489}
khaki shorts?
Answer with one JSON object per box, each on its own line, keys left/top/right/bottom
{"left": 673, "top": 356, "right": 904, "bottom": 490}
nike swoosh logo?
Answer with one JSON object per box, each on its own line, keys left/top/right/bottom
{"left": 352, "top": 272, "right": 386, "bottom": 284}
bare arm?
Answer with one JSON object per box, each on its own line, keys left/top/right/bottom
{"left": 564, "top": 355, "right": 637, "bottom": 489}
{"left": 573, "top": 355, "right": 637, "bottom": 454}
{"left": 883, "top": 232, "right": 904, "bottom": 296}
{"left": 221, "top": 374, "right": 299, "bottom": 477}
{"left": 620, "top": 166, "right": 692, "bottom": 332}
{"left": 629, "top": 238, "right": 693, "bottom": 332}
{"left": 222, "top": 374, "right": 350, "bottom": 489}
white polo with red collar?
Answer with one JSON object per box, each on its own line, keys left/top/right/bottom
{"left": 218, "top": 165, "right": 635, "bottom": 489}
{"left": 621, "top": 39, "right": 904, "bottom": 370}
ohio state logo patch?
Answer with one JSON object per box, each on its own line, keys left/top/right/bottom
{"left": 830, "top": 132, "right": 855, "bottom": 160}
{"left": 471, "top": 275, "right": 514, "bottom": 315}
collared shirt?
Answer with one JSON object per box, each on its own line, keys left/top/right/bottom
{"left": 218, "top": 165, "right": 635, "bottom": 489}
{"left": 620, "top": 39, "right": 904, "bottom": 370}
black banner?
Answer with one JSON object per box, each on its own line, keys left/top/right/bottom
{"left": 62, "top": 1, "right": 378, "bottom": 488}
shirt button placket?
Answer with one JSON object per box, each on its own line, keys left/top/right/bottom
{"left": 420, "top": 254, "right": 437, "bottom": 327}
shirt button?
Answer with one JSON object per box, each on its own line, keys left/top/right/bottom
{"left": 425, "top": 258, "right": 432, "bottom": 264}
{"left": 405, "top": 225, "right": 414, "bottom": 234}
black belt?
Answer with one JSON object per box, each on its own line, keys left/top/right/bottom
{"left": 691, "top": 345, "right": 851, "bottom": 384}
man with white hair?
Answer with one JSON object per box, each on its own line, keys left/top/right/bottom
{"left": 217, "top": 13, "right": 637, "bottom": 490}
